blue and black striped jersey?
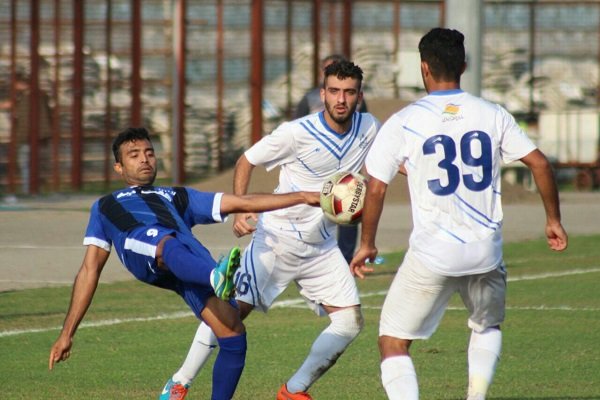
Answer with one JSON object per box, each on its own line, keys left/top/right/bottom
{"left": 83, "top": 185, "right": 224, "bottom": 260}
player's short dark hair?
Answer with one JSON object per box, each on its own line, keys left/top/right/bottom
{"left": 323, "top": 59, "right": 364, "bottom": 87}
{"left": 418, "top": 27, "right": 465, "bottom": 82}
{"left": 112, "top": 127, "right": 152, "bottom": 162}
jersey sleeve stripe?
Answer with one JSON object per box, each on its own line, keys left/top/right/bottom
{"left": 212, "top": 193, "right": 226, "bottom": 222}
{"left": 83, "top": 237, "right": 111, "bottom": 252}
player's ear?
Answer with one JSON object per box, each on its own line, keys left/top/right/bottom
{"left": 420, "top": 60, "right": 430, "bottom": 77}
{"left": 113, "top": 162, "right": 122, "bottom": 175}
{"left": 320, "top": 86, "right": 325, "bottom": 103}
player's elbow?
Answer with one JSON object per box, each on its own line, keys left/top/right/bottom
{"left": 235, "top": 154, "right": 253, "bottom": 172}
{"left": 522, "top": 149, "right": 552, "bottom": 172}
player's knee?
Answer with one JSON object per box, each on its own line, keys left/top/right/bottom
{"left": 155, "top": 235, "right": 176, "bottom": 270}
{"left": 329, "top": 306, "right": 363, "bottom": 338}
{"left": 213, "top": 319, "right": 245, "bottom": 338}
{"left": 237, "top": 300, "right": 254, "bottom": 320}
{"left": 379, "top": 335, "right": 412, "bottom": 357}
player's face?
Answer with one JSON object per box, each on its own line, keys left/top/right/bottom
{"left": 321, "top": 75, "right": 362, "bottom": 131}
{"left": 114, "top": 139, "right": 157, "bottom": 186}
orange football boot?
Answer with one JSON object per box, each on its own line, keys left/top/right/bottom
{"left": 276, "top": 384, "right": 313, "bottom": 400}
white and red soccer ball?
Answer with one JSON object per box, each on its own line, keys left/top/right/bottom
{"left": 320, "top": 171, "right": 367, "bottom": 225}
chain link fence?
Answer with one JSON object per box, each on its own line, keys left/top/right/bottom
{"left": 1, "top": 0, "right": 598, "bottom": 194}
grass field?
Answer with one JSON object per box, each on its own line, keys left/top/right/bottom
{"left": 1, "top": 235, "right": 599, "bottom": 399}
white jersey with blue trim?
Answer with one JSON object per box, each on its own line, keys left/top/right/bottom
{"left": 245, "top": 111, "right": 380, "bottom": 243}
{"left": 366, "top": 89, "right": 536, "bottom": 276}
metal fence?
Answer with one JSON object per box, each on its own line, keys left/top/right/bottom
{"left": 1, "top": 0, "right": 599, "bottom": 195}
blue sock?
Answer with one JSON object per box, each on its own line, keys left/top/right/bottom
{"left": 162, "top": 239, "right": 213, "bottom": 285}
{"left": 212, "top": 333, "right": 247, "bottom": 400}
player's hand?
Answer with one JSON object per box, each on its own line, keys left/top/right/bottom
{"left": 349, "top": 245, "right": 377, "bottom": 279}
{"left": 545, "top": 221, "right": 568, "bottom": 251}
{"left": 303, "top": 191, "right": 321, "bottom": 206}
{"left": 233, "top": 213, "right": 258, "bottom": 237}
{"left": 48, "top": 335, "right": 73, "bottom": 370}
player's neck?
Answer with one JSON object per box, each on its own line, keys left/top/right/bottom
{"left": 322, "top": 111, "right": 352, "bottom": 135}
{"left": 427, "top": 81, "right": 460, "bottom": 93}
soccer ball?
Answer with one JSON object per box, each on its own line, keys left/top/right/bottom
{"left": 320, "top": 171, "right": 367, "bottom": 225}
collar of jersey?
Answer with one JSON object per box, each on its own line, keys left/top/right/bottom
{"left": 429, "top": 89, "right": 463, "bottom": 96}
{"left": 300, "top": 112, "right": 361, "bottom": 160}
{"left": 129, "top": 185, "right": 154, "bottom": 189}
{"left": 318, "top": 111, "right": 354, "bottom": 138}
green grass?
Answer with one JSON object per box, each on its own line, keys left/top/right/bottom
{"left": 1, "top": 235, "right": 599, "bottom": 399}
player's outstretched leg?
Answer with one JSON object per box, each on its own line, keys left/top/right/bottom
{"left": 211, "top": 247, "right": 241, "bottom": 300}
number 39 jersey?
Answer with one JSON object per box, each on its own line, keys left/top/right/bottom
{"left": 366, "top": 89, "right": 536, "bottom": 276}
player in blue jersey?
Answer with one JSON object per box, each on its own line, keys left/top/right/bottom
{"left": 350, "top": 28, "right": 568, "bottom": 400}
{"left": 47, "top": 127, "right": 320, "bottom": 400}
{"left": 159, "top": 60, "right": 380, "bottom": 400}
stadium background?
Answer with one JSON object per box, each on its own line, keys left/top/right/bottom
{"left": 1, "top": 0, "right": 599, "bottom": 195}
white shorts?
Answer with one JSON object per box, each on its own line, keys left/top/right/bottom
{"left": 379, "top": 249, "right": 506, "bottom": 340}
{"left": 234, "top": 229, "right": 360, "bottom": 315}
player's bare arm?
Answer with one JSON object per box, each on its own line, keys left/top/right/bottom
{"left": 232, "top": 155, "right": 259, "bottom": 237}
{"left": 220, "top": 192, "right": 320, "bottom": 215}
{"left": 49, "top": 245, "right": 110, "bottom": 370}
{"left": 520, "top": 149, "right": 568, "bottom": 251}
{"left": 350, "top": 176, "right": 388, "bottom": 278}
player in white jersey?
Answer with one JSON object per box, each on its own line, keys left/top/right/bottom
{"left": 158, "top": 60, "right": 379, "bottom": 400}
{"left": 294, "top": 53, "right": 369, "bottom": 265}
{"left": 350, "top": 28, "right": 568, "bottom": 400}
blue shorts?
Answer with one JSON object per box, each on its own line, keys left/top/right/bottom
{"left": 120, "top": 225, "right": 223, "bottom": 318}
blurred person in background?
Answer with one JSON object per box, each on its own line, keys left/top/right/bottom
{"left": 0, "top": 71, "right": 52, "bottom": 198}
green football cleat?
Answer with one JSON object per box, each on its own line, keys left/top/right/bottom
{"left": 210, "top": 246, "right": 241, "bottom": 300}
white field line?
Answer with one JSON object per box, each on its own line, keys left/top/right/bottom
{"left": 0, "top": 245, "right": 82, "bottom": 249}
{"left": 1, "top": 267, "right": 599, "bottom": 339}
{"left": 0, "top": 279, "right": 74, "bottom": 285}
{"left": 0, "top": 311, "right": 195, "bottom": 338}
{"left": 506, "top": 267, "right": 600, "bottom": 281}
{"left": 507, "top": 253, "right": 590, "bottom": 265}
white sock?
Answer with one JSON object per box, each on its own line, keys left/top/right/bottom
{"left": 286, "top": 307, "right": 363, "bottom": 393}
{"left": 380, "top": 355, "right": 419, "bottom": 400}
{"left": 467, "top": 328, "right": 502, "bottom": 399}
{"left": 172, "top": 322, "right": 217, "bottom": 385}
